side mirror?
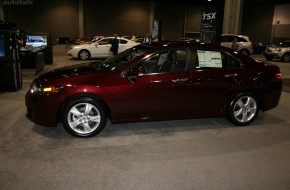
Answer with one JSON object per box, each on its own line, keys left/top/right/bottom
{"left": 128, "top": 65, "right": 145, "bottom": 78}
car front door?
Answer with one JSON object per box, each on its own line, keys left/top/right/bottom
{"left": 93, "top": 38, "right": 112, "bottom": 58}
{"left": 113, "top": 49, "right": 195, "bottom": 120}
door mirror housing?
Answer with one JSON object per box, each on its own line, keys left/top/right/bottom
{"left": 128, "top": 65, "right": 145, "bottom": 78}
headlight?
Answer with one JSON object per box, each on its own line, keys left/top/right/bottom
{"left": 29, "top": 84, "right": 61, "bottom": 94}
{"left": 29, "top": 84, "right": 42, "bottom": 94}
{"left": 274, "top": 48, "right": 281, "bottom": 52}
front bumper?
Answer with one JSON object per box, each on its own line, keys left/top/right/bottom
{"left": 264, "top": 51, "right": 283, "bottom": 58}
{"left": 25, "top": 92, "right": 63, "bottom": 127}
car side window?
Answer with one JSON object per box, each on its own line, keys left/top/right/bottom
{"left": 221, "top": 36, "right": 226, "bottom": 42}
{"left": 196, "top": 50, "right": 223, "bottom": 69}
{"left": 222, "top": 53, "right": 241, "bottom": 68}
{"left": 171, "top": 50, "right": 187, "bottom": 72}
{"left": 120, "top": 39, "right": 128, "bottom": 44}
{"left": 237, "top": 37, "right": 247, "bottom": 42}
{"left": 98, "top": 39, "right": 110, "bottom": 45}
{"left": 222, "top": 36, "right": 233, "bottom": 42}
{"left": 139, "top": 49, "right": 187, "bottom": 74}
{"left": 227, "top": 36, "right": 234, "bottom": 42}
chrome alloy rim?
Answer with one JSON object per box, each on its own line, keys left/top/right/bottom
{"left": 233, "top": 96, "right": 257, "bottom": 123}
{"left": 284, "top": 54, "right": 290, "bottom": 62}
{"left": 80, "top": 50, "right": 89, "bottom": 59}
{"left": 67, "top": 103, "right": 101, "bottom": 134}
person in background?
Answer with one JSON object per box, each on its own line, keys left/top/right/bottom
{"left": 110, "top": 34, "right": 119, "bottom": 56}
{"left": 15, "top": 29, "right": 24, "bottom": 47}
{"left": 232, "top": 37, "right": 238, "bottom": 51}
{"left": 143, "top": 33, "right": 152, "bottom": 43}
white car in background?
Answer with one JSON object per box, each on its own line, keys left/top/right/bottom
{"left": 67, "top": 37, "right": 140, "bottom": 60}
{"left": 220, "top": 34, "right": 254, "bottom": 56}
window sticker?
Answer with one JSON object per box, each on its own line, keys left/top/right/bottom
{"left": 197, "top": 50, "right": 222, "bottom": 68}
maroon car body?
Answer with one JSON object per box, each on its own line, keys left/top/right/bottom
{"left": 25, "top": 41, "right": 282, "bottom": 137}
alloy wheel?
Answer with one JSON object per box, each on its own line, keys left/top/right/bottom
{"left": 67, "top": 102, "right": 101, "bottom": 135}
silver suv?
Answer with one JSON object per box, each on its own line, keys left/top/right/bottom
{"left": 220, "top": 34, "right": 254, "bottom": 56}
{"left": 264, "top": 41, "right": 290, "bottom": 62}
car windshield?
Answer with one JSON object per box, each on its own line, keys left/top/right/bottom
{"left": 99, "top": 45, "right": 152, "bottom": 71}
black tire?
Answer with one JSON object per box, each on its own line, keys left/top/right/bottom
{"left": 239, "top": 49, "right": 250, "bottom": 56}
{"left": 282, "top": 53, "right": 290, "bottom": 62}
{"left": 265, "top": 55, "right": 273, "bottom": 61}
{"left": 227, "top": 93, "right": 259, "bottom": 126}
{"left": 78, "top": 49, "right": 90, "bottom": 60}
{"left": 62, "top": 97, "right": 107, "bottom": 137}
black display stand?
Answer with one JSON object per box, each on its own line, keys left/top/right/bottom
{"left": 0, "top": 58, "right": 22, "bottom": 91}
{"left": 23, "top": 32, "right": 53, "bottom": 65}
{"left": 20, "top": 48, "right": 45, "bottom": 75}
{"left": 44, "top": 46, "right": 53, "bottom": 64}
{"left": 0, "top": 21, "right": 22, "bottom": 91}
{"left": 20, "top": 32, "right": 53, "bottom": 74}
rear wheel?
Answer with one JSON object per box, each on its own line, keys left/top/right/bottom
{"left": 282, "top": 53, "right": 290, "bottom": 62}
{"left": 62, "top": 97, "right": 107, "bottom": 137}
{"left": 239, "top": 49, "right": 250, "bottom": 56}
{"left": 78, "top": 49, "right": 90, "bottom": 60}
{"left": 227, "top": 93, "right": 259, "bottom": 126}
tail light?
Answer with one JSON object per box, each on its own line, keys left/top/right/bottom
{"left": 275, "top": 72, "right": 282, "bottom": 79}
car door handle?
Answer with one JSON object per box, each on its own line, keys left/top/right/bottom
{"left": 172, "top": 78, "right": 189, "bottom": 82}
{"left": 224, "top": 74, "right": 237, "bottom": 78}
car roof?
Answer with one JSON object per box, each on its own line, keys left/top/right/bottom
{"left": 103, "top": 36, "right": 128, "bottom": 39}
{"left": 96, "top": 36, "right": 134, "bottom": 42}
{"left": 142, "top": 41, "right": 231, "bottom": 52}
{"left": 222, "top": 34, "right": 250, "bottom": 38}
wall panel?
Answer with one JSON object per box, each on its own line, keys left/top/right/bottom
{"left": 3, "top": 0, "right": 79, "bottom": 44}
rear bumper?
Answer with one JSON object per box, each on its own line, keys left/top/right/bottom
{"left": 262, "top": 79, "right": 282, "bottom": 111}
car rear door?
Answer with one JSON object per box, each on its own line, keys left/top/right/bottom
{"left": 186, "top": 49, "right": 245, "bottom": 115}
{"left": 118, "top": 39, "right": 129, "bottom": 53}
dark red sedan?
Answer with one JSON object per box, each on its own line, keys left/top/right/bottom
{"left": 25, "top": 41, "right": 282, "bottom": 137}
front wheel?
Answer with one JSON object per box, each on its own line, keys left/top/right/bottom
{"left": 62, "top": 97, "right": 107, "bottom": 137}
{"left": 282, "top": 53, "right": 290, "bottom": 62}
{"left": 78, "top": 49, "right": 90, "bottom": 60}
{"left": 239, "top": 49, "right": 250, "bottom": 56}
{"left": 227, "top": 94, "right": 259, "bottom": 126}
